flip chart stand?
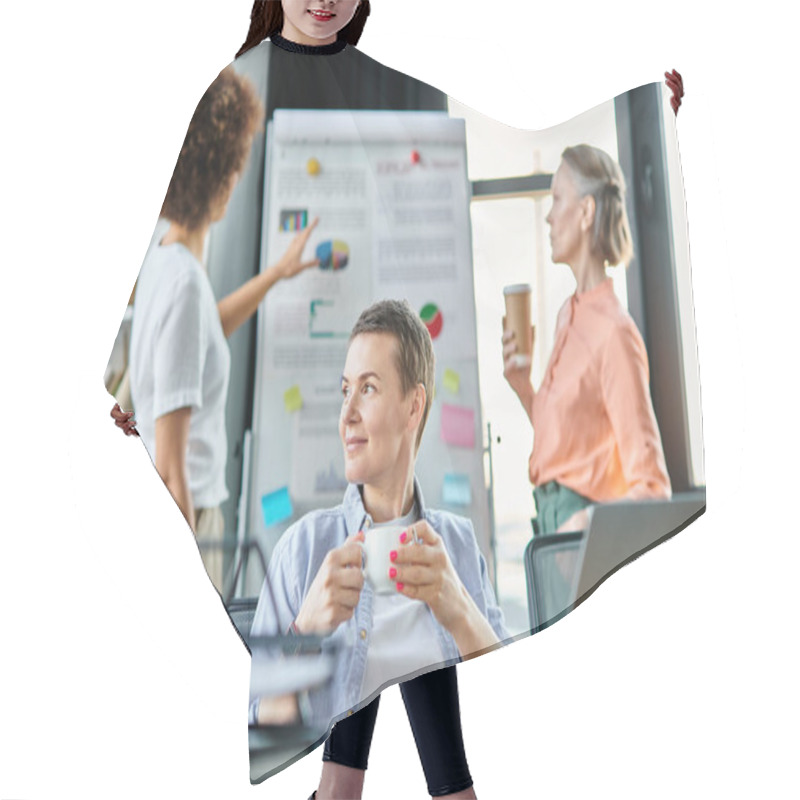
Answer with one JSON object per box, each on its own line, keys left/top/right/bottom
{"left": 484, "top": 421, "right": 499, "bottom": 598}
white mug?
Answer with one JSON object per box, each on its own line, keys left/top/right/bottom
{"left": 361, "top": 524, "right": 405, "bottom": 595}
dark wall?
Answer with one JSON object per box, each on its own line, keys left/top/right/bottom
{"left": 615, "top": 84, "right": 693, "bottom": 493}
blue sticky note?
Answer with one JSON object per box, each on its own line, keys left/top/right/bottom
{"left": 261, "top": 487, "right": 293, "bottom": 527}
{"left": 443, "top": 473, "right": 471, "bottom": 506}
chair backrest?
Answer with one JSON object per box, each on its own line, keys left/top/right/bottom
{"left": 524, "top": 531, "right": 585, "bottom": 633}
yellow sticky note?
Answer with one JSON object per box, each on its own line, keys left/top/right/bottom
{"left": 284, "top": 385, "right": 303, "bottom": 413}
{"left": 443, "top": 368, "right": 460, "bottom": 394}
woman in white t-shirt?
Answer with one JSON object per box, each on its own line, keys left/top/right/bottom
{"left": 110, "top": 66, "right": 319, "bottom": 591}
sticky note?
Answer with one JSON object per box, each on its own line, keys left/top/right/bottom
{"left": 284, "top": 385, "right": 303, "bottom": 413}
{"left": 442, "top": 368, "right": 460, "bottom": 394}
{"left": 441, "top": 403, "right": 475, "bottom": 449}
{"left": 443, "top": 473, "right": 471, "bottom": 506}
{"left": 261, "top": 487, "right": 293, "bottom": 528}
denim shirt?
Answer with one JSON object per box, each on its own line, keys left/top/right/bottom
{"left": 249, "top": 477, "right": 509, "bottom": 728}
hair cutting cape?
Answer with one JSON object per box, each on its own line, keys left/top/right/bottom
{"left": 105, "top": 34, "right": 704, "bottom": 784}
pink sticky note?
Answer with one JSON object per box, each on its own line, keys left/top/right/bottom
{"left": 441, "top": 403, "right": 475, "bottom": 449}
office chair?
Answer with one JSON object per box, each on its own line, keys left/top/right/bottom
{"left": 524, "top": 531, "right": 585, "bottom": 634}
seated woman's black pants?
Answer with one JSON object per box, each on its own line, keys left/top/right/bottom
{"left": 322, "top": 665, "right": 473, "bottom": 797}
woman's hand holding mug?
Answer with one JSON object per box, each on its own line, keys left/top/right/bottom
{"left": 294, "top": 530, "right": 365, "bottom": 634}
{"left": 391, "top": 521, "right": 470, "bottom": 633}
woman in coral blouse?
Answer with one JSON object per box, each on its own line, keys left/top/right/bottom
{"left": 502, "top": 144, "right": 671, "bottom": 535}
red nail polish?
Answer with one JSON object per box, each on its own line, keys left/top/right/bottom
{"left": 396, "top": 582, "right": 404, "bottom": 592}
{"left": 389, "top": 567, "right": 397, "bottom": 579}
{"left": 390, "top": 550, "right": 397, "bottom": 562}
{"left": 400, "top": 531, "right": 407, "bottom": 543}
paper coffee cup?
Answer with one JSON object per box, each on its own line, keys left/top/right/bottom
{"left": 362, "top": 525, "right": 404, "bottom": 595}
{"left": 503, "top": 284, "right": 533, "bottom": 366}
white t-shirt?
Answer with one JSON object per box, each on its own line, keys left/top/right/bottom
{"left": 130, "top": 242, "right": 230, "bottom": 508}
{"left": 360, "top": 506, "right": 445, "bottom": 701}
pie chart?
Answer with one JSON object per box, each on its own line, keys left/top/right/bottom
{"left": 420, "top": 303, "right": 443, "bottom": 339}
{"left": 317, "top": 240, "right": 350, "bottom": 271}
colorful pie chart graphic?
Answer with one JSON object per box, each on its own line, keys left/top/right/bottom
{"left": 316, "top": 239, "right": 350, "bottom": 271}
{"left": 420, "top": 303, "right": 443, "bottom": 339}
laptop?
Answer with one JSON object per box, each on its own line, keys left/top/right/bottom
{"left": 569, "top": 489, "right": 706, "bottom": 607}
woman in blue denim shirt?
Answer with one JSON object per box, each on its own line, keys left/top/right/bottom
{"left": 251, "top": 299, "right": 508, "bottom": 798}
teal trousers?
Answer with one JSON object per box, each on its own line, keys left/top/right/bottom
{"left": 532, "top": 481, "right": 592, "bottom": 536}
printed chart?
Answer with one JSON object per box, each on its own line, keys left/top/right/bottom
{"left": 420, "top": 302, "right": 444, "bottom": 339}
{"left": 316, "top": 239, "right": 350, "bottom": 271}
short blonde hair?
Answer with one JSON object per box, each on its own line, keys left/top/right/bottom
{"left": 561, "top": 144, "right": 634, "bottom": 267}
{"left": 349, "top": 300, "right": 435, "bottom": 452}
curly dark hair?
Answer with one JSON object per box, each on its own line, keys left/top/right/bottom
{"left": 236, "top": 0, "right": 371, "bottom": 59}
{"left": 160, "top": 66, "right": 263, "bottom": 231}
{"left": 349, "top": 299, "right": 436, "bottom": 452}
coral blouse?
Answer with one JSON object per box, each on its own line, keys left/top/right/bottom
{"left": 529, "top": 278, "right": 671, "bottom": 503}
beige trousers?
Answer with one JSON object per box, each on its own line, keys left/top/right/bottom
{"left": 195, "top": 506, "right": 225, "bottom": 594}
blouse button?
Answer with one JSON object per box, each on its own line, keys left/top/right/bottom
{"left": 347, "top": 710, "right": 354, "bottom": 717}
{"left": 359, "top": 629, "right": 367, "bottom": 640}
